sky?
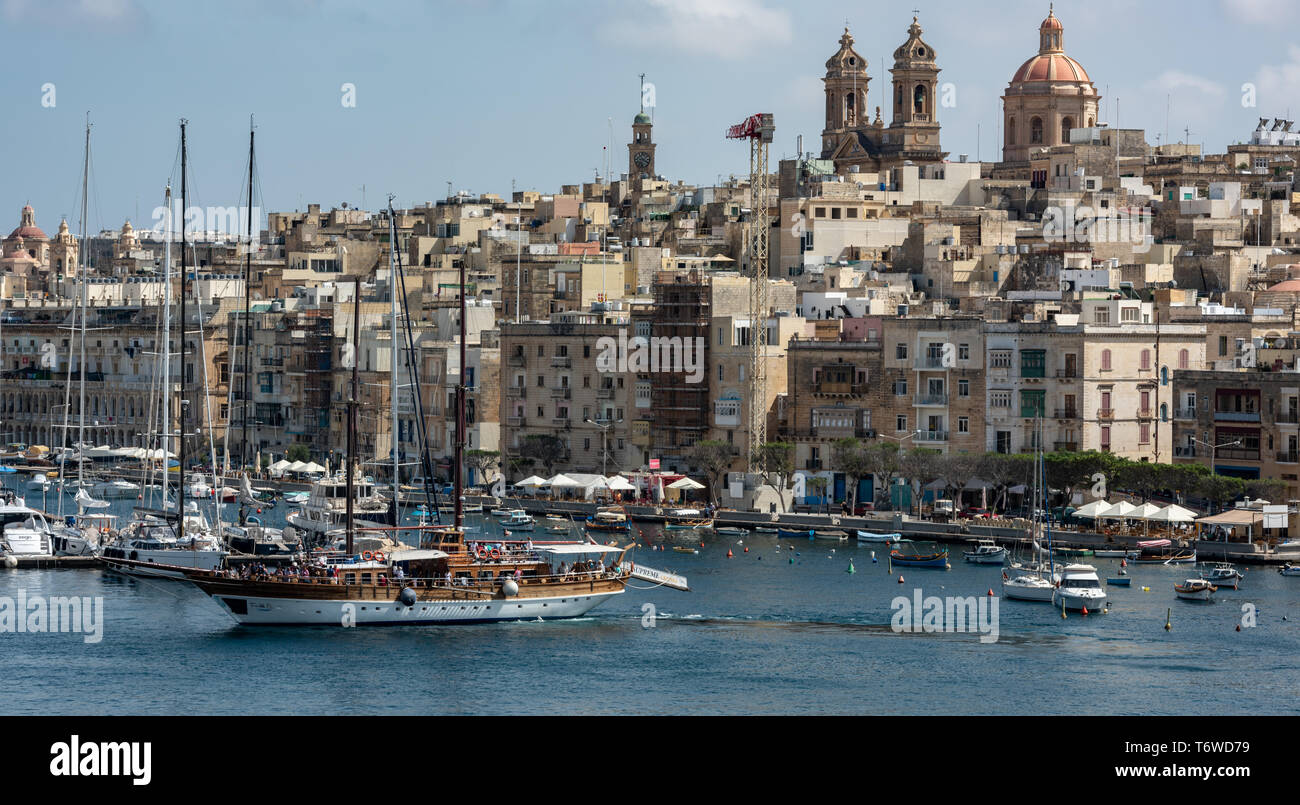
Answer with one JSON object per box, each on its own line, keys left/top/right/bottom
{"left": 2, "top": 0, "right": 1299, "bottom": 236}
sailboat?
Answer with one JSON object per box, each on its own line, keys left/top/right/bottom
{"left": 158, "top": 202, "right": 688, "bottom": 624}
{"left": 100, "top": 122, "right": 228, "bottom": 578}
{"left": 1002, "top": 417, "right": 1055, "bottom": 602}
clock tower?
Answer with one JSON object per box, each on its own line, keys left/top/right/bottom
{"left": 629, "top": 111, "right": 655, "bottom": 180}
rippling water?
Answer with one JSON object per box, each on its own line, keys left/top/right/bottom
{"left": 3, "top": 492, "right": 1298, "bottom": 715}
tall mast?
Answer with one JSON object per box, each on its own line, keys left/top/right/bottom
{"left": 390, "top": 207, "right": 399, "bottom": 496}
{"left": 178, "top": 119, "right": 188, "bottom": 545}
{"left": 77, "top": 118, "right": 89, "bottom": 488}
{"left": 454, "top": 253, "right": 467, "bottom": 530}
{"left": 345, "top": 278, "right": 360, "bottom": 556}
{"left": 241, "top": 117, "right": 255, "bottom": 477}
{"left": 161, "top": 184, "right": 172, "bottom": 515}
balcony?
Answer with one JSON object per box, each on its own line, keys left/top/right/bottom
{"left": 914, "top": 393, "right": 949, "bottom": 407}
{"left": 1098, "top": 409, "right": 1114, "bottom": 420}
{"left": 1055, "top": 369, "right": 1079, "bottom": 380}
{"left": 596, "top": 387, "right": 615, "bottom": 400}
{"left": 1174, "top": 446, "right": 1197, "bottom": 458}
{"left": 714, "top": 402, "right": 741, "bottom": 427}
{"left": 551, "top": 417, "right": 572, "bottom": 428}
{"left": 915, "top": 430, "right": 949, "bottom": 443}
{"left": 508, "top": 354, "right": 526, "bottom": 367}
{"left": 550, "top": 356, "right": 572, "bottom": 368}
{"left": 1054, "top": 442, "right": 1079, "bottom": 452}
{"left": 1138, "top": 408, "right": 1154, "bottom": 419}
{"left": 506, "top": 386, "right": 525, "bottom": 399}
{"left": 1277, "top": 451, "right": 1299, "bottom": 464}
{"left": 506, "top": 416, "right": 525, "bottom": 427}
{"left": 1174, "top": 407, "right": 1196, "bottom": 420}
{"left": 1053, "top": 408, "right": 1079, "bottom": 420}
{"left": 814, "top": 382, "right": 869, "bottom": 397}
{"left": 550, "top": 387, "right": 572, "bottom": 400}
{"left": 1215, "top": 410, "right": 1261, "bottom": 423}
{"left": 1277, "top": 411, "right": 1300, "bottom": 425}
{"left": 915, "top": 357, "right": 948, "bottom": 370}
{"left": 1217, "top": 447, "right": 1261, "bottom": 461}
{"left": 804, "top": 459, "right": 823, "bottom": 470}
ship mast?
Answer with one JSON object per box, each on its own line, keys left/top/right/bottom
{"left": 390, "top": 207, "right": 399, "bottom": 506}
{"left": 178, "top": 119, "right": 188, "bottom": 545}
{"left": 454, "top": 252, "right": 466, "bottom": 530}
{"left": 240, "top": 117, "right": 256, "bottom": 488}
{"left": 345, "top": 277, "right": 360, "bottom": 556}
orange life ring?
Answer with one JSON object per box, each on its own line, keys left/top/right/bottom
{"left": 361, "top": 550, "right": 374, "bottom": 562}
{"left": 489, "top": 548, "right": 501, "bottom": 560}
{"left": 373, "top": 551, "right": 386, "bottom": 563}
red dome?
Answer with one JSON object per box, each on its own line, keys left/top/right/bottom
{"left": 6, "top": 205, "right": 47, "bottom": 241}
{"left": 1012, "top": 53, "right": 1092, "bottom": 83}
{"left": 1041, "top": 14, "right": 1063, "bottom": 31}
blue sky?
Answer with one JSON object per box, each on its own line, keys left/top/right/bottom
{"left": 1, "top": 0, "right": 1298, "bottom": 235}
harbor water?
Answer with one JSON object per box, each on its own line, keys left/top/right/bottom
{"left": 3, "top": 490, "right": 1299, "bottom": 715}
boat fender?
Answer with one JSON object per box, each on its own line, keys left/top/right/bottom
{"left": 3, "top": 554, "right": 16, "bottom": 569}
{"left": 398, "top": 587, "right": 418, "bottom": 607}
{"left": 501, "top": 578, "right": 519, "bottom": 597}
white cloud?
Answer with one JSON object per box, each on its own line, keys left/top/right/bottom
{"left": 1145, "top": 70, "right": 1227, "bottom": 99}
{"left": 1254, "top": 43, "right": 1300, "bottom": 109}
{"left": 602, "top": 0, "right": 791, "bottom": 61}
{"left": 1221, "top": 0, "right": 1296, "bottom": 24}
{"left": 3, "top": 0, "right": 143, "bottom": 27}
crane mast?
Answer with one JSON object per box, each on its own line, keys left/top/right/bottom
{"left": 726, "top": 113, "right": 775, "bottom": 470}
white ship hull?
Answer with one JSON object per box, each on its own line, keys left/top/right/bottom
{"left": 207, "top": 587, "right": 624, "bottom": 626}
{"left": 102, "top": 549, "right": 228, "bottom": 579}
{"left": 1053, "top": 589, "right": 1107, "bottom": 611}
{"left": 1002, "top": 577, "right": 1055, "bottom": 601}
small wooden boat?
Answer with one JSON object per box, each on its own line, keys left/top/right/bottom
{"left": 1134, "top": 539, "right": 1196, "bottom": 564}
{"left": 544, "top": 525, "right": 571, "bottom": 535}
{"left": 714, "top": 526, "right": 749, "bottom": 537}
{"left": 815, "top": 530, "right": 849, "bottom": 541}
{"left": 672, "top": 546, "right": 699, "bottom": 554}
{"left": 1174, "top": 578, "right": 1216, "bottom": 601}
{"left": 890, "top": 548, "right": 949, "bottom": 568}
{"left": 1279, "top": 564, "right": 1300, "bottom": 577}
{"left": 664, "top": 518, "right": 714, "bottom": 530}
{"left": 1200, "top": 562, "right": 1241, "bottom": 589}
{"left": 856, "top": 530, "right": 902, "bottom": 543}
{"left": 1056, "top": 547, "right": 1094, "bottom": 557}
{"left": 777, "top": 528, "right": 814, "bottom": 539}
{"left": 586, "top": 505, "right": 631, "bottom": 533}
{"left": 754, "top": 527, "right": 779, "bottom": 534}
{"left": 1093, "top": 548, "right": 1136, "bottom": 558}
{"left": 1106, "top": 576, "right": 1131, "bottom": 587}
{"left": 963, "top": 539, "right": 1008, "bottom": 564}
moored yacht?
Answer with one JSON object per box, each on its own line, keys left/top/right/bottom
{"left": 963, "top": 538, "right": 1008, "bottom": 564}
{"left": 1052, "top": 564, "right": 1107, "bottom": 612}
{"left": 284, "top": 474, "right": 395, "bottom": 547}
{"left": 0, "top": 491, "right": 55, "bottom": 556}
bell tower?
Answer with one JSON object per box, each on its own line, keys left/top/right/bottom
{"left": 820, "top": 27, "right": 869, "bottom": 156}
{"left": 887, "top": 16, "right": 942, "bottom": 156}
{"left": 629, "top": 74, "right": 656, "bottom": 181}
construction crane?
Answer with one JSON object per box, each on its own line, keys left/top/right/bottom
{"left": 727, "top": 112, "right": 775, "bottom": 471}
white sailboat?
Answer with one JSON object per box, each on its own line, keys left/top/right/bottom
{"left": 1003, "top": 417, "right": 1056, "bottom": 602}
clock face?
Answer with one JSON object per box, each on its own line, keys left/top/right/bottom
{"left": 634, "top": 151, "right": 651, "bottom": 169}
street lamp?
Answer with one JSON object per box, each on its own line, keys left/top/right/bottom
{"left": 584, "top": 417, "right": 622, "bottom": 477}
{"left": 1191, "top": 437, "right": 1241, "bottom": 476}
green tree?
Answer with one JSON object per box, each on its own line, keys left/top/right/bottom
{"left": 520, "top": 434, "right": 566, "bottom": 477}
{"left": 465, "top": 449, "right": 500, "bottom": 489}
{"left": 829, "top": 438, "right": 872, "bottom": 510}
{"left": 688, "top": 440, "right": 737, "bottom": 506}
{"left": 805, "top": 476, "right": 829, "bottom": 512}
{"left": 286, "top": 443, "right": 311, "bottom": 463}
{"left": 752, "top": 442, "right": 795, "bottom": 512}
{"left": 860, "top": 442, "right": 901, "bottom": 508}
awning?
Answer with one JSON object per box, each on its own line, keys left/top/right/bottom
{"left": 1073, "top": 500, "right": 1111, "bottom": 519}
{"left": 535, "top": 544, "right": 625, "bottom": 556}
{"left": 1148, "top": 504, "right": 1198, "bottom": 523}
{"left": 668, "top": 477, "right": 705, "bottom": 490}
{"left": 514, "top": 475, "right": 547, "bottom": 487}
{"left": 1196, "top": 509, "right": 1263, "bottom": 526}
{"left": 606, "top": 476, "right": 636, "bottom": 491}
{"left": 1098, "top": 501, "right": 1139, "bottom": 519}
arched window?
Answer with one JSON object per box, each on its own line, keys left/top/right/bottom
{"left": 1061, "top": 116, "right": 1073, "bottom": 143}
{"left": 1008, "top": 118, "right": 1016, "bottom": 145}
{"left": 845, "top": 92, "right": 856, "bottom": 125}
{"left": 896, "top": 87, "right": 903, "bottom": 111}
{"left": 914, "top": 85, "right": 927, "bottom": 115}
{"left": 1160, "top": 403, "right": 1169, "bottom": 422}
{"left": 1161, "top": 366, "right": 1169, "bottom": 385}
{"left": 1101, "top": 349, "right": 1112, "bottom": 371}
{"left": 1030, "top": 117, "right": 1043, "bottom": 144}
{"left": 1179, "top": 348, "right": 1189, "bottom": 370}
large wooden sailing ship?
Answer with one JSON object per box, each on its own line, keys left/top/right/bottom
{"left": 131, "top": 203, "right": 687, "bottom": 625}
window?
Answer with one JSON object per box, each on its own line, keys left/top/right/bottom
{"left": 958, "top": 379, "right": 970, "bottom": 397}
{"left": 896, "top": 343, "right": 908, "bottom": 360}
{"left": 1020, "top": 390, "right": 1046, "bottom": 418}
{"left": 957, "top": 417, "right": 969, "bottom": 434}
{"left": 814, "top": 207, "right": 826, "bottom": 218}
{"left": 894, "top": 379, "right": 908, "bottom": 396}
{"left": 1121, "top": 307, "right": 1139, "bottom": 323}
{"left": 989, "top": 350, "right": 1012, "bottom": 369}
{"left": 958, "top": 344, "right": 969, "bottom": 360}
{"left": 1101, "top": 349, "right": 1112, "bottom": 371}
{"left": 1060, "top": 116, "right": 1073, "bottom": 143}
{"left": 1218, "top": 335, "right": 1228, "bottom": 357}
{"left": 1139, "top": 424, "right": 1150, "bottom": 444}
{"left": 1008, "top": 117, "right": 1016, "bottom": 146}
{"left": 1030, "top": 116, "right": 1043, "bottom": 144}
{"left": 990, "top": 390, "right": 1012, "bottom": 408}
{"left": 896, "top": 415, "right": 908, "bottom": 432}
{"left": 1100, "top": 426, "right": 1111, "bottom": 450}
{"left": 1140, "top": 349, "right": 1151, "bottom": 370}
{"left": 831, "top": 207, "right": 842, "bottom": 220}
{"left": 1094, "top": 308, "right": 1110, "bottom": 324}
{"left": 1020, "top": 350, "right": 1046, "bottom": 378}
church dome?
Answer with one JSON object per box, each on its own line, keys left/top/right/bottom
{"left": 6, "top": 205, "right": 47, "bottom": 241}
{"left": 634, "top": 112, "right": 651, "bottom": 125}
{"left": 1012, "top": 53, "right": 1092, "bottom": 83}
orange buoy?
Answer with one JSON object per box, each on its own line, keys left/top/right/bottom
{"left": 1120, "top": 559, "right": 1127, "bottom": 568}
{"left": 1082, "top": 606, "right": 1089, "bottom": 616}
{"left": 897, "top": 575, "right": 905, "bottom": 584}
{"left": 743, "top": 546, "right": 749, "bottom": 553}
{"left": 987, "top": 588, "right": 994, "bottom": 596}
{"left": 726, "top": 549, "right": 733, "bottom": 558}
